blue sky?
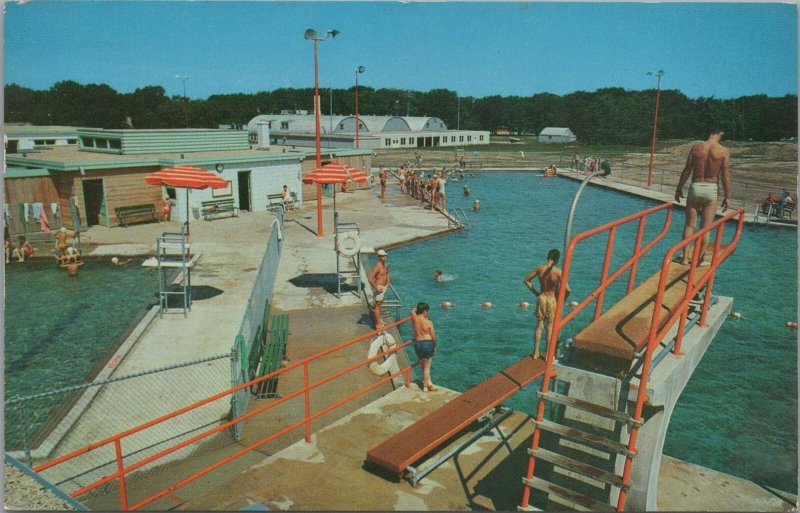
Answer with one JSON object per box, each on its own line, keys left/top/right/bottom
{"left": 4, "top": 2, "right": 797, "bottom": 100}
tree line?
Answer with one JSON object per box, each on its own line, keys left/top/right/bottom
{"left": 5, "top": 80, "right": 797, "bottom": 144}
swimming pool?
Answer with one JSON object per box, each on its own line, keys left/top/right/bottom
{"left": 4, "top": 258, "right": 159, "bottom": 446}
{"left": 389, "top": 171, "right": 797, "bottom": 493}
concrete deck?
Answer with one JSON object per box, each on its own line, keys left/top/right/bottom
{"left": 8, "top": 173, "right": 797, "bottom": 510}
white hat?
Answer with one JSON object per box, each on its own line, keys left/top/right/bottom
{"left": 111, "top": 257, "right": 119, "bottom": 264}
{"left": 377, "top": 249, "right": 387, "bottom": 256}
{"left": 60, "top": 227, "right": 67, "bottom": 233}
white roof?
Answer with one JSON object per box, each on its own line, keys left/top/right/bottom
{"left": 539, "top": 127, "right": 574, "bottom": 136}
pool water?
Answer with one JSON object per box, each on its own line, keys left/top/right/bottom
{"left": 387, "top": 171, "right": 797, "bottom": 493}
{"left": 4, "top": 258, "right": 159, "bottom": 400}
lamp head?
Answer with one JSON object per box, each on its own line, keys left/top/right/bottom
{"left": 304, "top": 28, "right": 318, "bottom": 40}
{"left": 647, "top": 70, "right": 665, "bottom": 77}
{"left": 327, "top": 29, "right": 340, "bottom": 38}
{"left": 357, "top": 65, "right": 366, "bottom": 74}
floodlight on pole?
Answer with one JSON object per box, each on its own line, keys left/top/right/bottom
{"left": 304, "top": 28, "right": 339, "bottom": 237}
{"left": 175, "top": 74, "right": 189, "bottom": 128}
{"left": 646, "top": 70, "right": 665, "bottom": 188}
{"left": 355, "top": 65, "right": 366, "bottom": 149}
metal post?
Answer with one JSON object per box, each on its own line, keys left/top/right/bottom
{"left": 647, "top": 70, "right": 664, "bottom": 188}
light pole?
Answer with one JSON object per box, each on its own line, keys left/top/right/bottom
{"left": 304, "top": 28, "right": 339, "bottom": 237}
{"left": 457, "top": 95, "right": 460, "bottom": 131}
{"left": 175, "top": 74, "right": 189, "bottom": 128}
{"left": 355, "top": 65, "right": 365, "bottom": 149}
{"left": 646, "top": 70, "right": 664, "bottom": 188}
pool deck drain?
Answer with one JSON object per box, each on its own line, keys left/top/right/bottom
{"left": 10, "top": 174, "right": 796, "bottom": 510}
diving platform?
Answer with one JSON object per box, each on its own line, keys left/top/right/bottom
{"left": 367, "top": 356, "right": 545, "bottom": 480}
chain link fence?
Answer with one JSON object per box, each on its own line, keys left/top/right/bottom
{"left": 230, "top": 212, "right": 284, "bottom": 440}
{"left": 6, "top": 353, "right": 234, "bottom": 506}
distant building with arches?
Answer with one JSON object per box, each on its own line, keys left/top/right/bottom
{"left": 246, "top": 112, "right": 490, "bottom": 150}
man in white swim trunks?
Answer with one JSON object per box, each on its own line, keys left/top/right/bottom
{"left": 368, "top": 249, "right": 390, "bottom": 330}
{"left": 675, "top": 130, "right": 731, "bottom": 265}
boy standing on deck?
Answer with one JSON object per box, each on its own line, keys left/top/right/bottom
{"left": 368, "top": 249, "right": 390, "bottom": 330}
{"left": 411, "top": 302, "right": 438, "bottom": 392}
{"left": 523, "top": 249, "right": 570, "bottom": 359}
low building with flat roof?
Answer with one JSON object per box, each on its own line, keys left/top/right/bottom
{"left": 4, "top": 127, "right": 371, "bottom": 230}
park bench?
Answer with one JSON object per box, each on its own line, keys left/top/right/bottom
{"left": 254, "top": 312, "right": 289, "bottom": 398}
{"left": 115, "top": 203, "right": 158, "bottom": 227}
{"left": 267, "top": 192, "right": 297, "bottom": 212}
{"left": 200, "top": 198, "right": 237, "bottom": 221}
{"left": 755, "top": 201, "right": 794, "bottom": 223}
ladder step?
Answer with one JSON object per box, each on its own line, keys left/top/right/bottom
{"left": 522, "top": 476, "right": 615, "bottom": 512}
{"left": 527, "top": 447, "right": 627, "bottom": 489}
{"left": 538, "top": 392, "right": 642, "bottom": 426}
{"left": 531, "top": 419, "right": 637, "bottom": 457}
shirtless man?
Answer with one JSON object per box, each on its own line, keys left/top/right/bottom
{"left": 411, "top": 302, "right": 438, "bottom": 391}
{"left": 674, "top": 130, "right": 731, "bottom": 265}
{"left": 378, "top": 166, "right": 387, "bottom": 199}
{"left": 524, "top": 249, "right": 570, "bottom": 359}
{"left": 368, "top": 249, "right": 390, "bottom": 329}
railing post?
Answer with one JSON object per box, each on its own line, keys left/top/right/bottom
{"left": 628, "top": 217, "right": 646, "bottom": 294}
{"left": 403, "top": 368, "right": 411, "bottom": 388}
{"left": 699, "top": 224, "right": 725, "bottom": 327}
{"left": 114, "top": 439, "right": 129, "bottom": 510}
{"left": 303, "top": 362, "right": 311, "bottom": 442}
{"left": 593, "top": 227, "right": 616, "bottom": 320}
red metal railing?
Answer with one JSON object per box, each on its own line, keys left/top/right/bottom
{"left": 616, "top": 207, "right": 744, "bottom": 510}
{"left": 521, "top": 201, "right": 673, "bottom": 509}
{"left": 34, "top": 316, "right": 417, "bottom": 510}
{"left": 521, "top": 204, "right": 745, "bottom": 511}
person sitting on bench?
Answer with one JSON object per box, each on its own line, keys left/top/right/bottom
{"left": 281, "top": 185, "right": 295, "bottom": 210}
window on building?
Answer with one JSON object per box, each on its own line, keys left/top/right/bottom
{"left": 409, "top": 138, "right": 415, "bottom": 145}
{"left": 385, "top": 138, "right": 391, "bottom": 146}
{"left": 82, "top": 137, "right": 94, "bottom": 148}
{"left": 459, "top": 135, "right": 464, "bottom": 142}
{"left": 68, "top": 138, "right": 78, "bottom": 144}
{"left": 281, "top": 121, "right": 289, "bottom": 130}
{"left": 479, "top": 135, "right": 484, "bottom": 141}
{"left": 451, "top": 136, "right": 456, "bottom": 142}
{"left": 401, "top": 138, "right": 406, "bottom": 145}
{"left": 339, "top": 123, "right": 345, "bottom": 129}
{"left": 34, "top": 139, "right": 45, "bottom": 145}
{"left": 109, "top": 139, "right": 121, "bottom": 150}
{"left": 467, "top": 136, "right": 472, "bottom": 142}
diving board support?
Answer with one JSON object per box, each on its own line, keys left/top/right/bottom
{"left": 405, "top": 406, "right": 514, "bottom": 487}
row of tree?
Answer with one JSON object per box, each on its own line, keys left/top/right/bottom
{"left": 5, "top": 81, "right": 797, "bottom": 144}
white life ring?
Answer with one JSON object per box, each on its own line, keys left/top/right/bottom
{"left": 336, "top": 231, "right": 361, "bottom": 256}
{"left": 367, "top": 332, "right": 397, "bottom": 376}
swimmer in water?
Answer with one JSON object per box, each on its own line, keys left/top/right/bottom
{"left": 434, "top": 270, "right": 445, "bottom": 282}
{"left": 473, "top": 198, "right": 480, "bottom": 212}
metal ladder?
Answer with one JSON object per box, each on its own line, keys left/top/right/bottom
{"left": 156, "top": 224, "right": 191, "bottom": 317}
{"left": 446, "top": 207, "right": 469, "bottom": 229}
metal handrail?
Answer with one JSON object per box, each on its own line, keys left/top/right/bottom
{"left": 34, "top": 316, "right": 418, "bottom": 510}
{"left": 617, "top": 208, "right": 744, "bottom": 510}
{"left": 520, "top": 201, "right": 673, "bottom": 510}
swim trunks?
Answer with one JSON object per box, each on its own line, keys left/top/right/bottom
{"left": 536, "top": 295, "right": 557, "bottom": 321}
{"left": 687, "top": 183, "right": 718, "bottom": 207}
{"left": 375, "top": 287, "right": 386, "bottom": 302}
{"left": 414, "top": 339, "right": 435, "bottom": 359}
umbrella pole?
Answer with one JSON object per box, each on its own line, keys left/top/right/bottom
{"left": 185, "top": 188, "right": 190, "bottom": 239}
{"left": 316, "top": 184, "right": 324, "bottom": 237}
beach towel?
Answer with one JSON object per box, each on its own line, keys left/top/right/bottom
{"left": 23, "top": 203, "right": 30, "bottom": 222}
{"left": 39, "top": 205, "right": 50, "bottom": 233}
{"left": 4, "top": 203, "right": 10, "bottom": 220}
{"left": 32, "top": 202, "right": 42, "bottom": 222}
{"left": 51, "top": 202, "right": 59, "bottom": 219}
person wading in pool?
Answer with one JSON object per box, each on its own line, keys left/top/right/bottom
{"left": 674, "top": 130, "right": 731, "bottom": 266}
{"left": 524, "top": 249, "right": 570, "bottom": 359}
{"left": 368, "top": 249, "right": 390, "bottom": 330}
{"left": 411, "top": 302, "right": 438, "bottom": 392}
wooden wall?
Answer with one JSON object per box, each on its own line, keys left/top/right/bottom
{"left": 4, "top": 176, "right": 60, "bottom": 205}
{"left": 82, "top": 167, "right": 163, "bottom": 227}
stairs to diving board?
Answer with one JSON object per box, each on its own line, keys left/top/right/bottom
{"left": 366, "top": 356, "right": 545, "bottom": 483}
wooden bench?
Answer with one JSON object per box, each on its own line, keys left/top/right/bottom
{"left": 572, "top": 263, "right": 709, "bottom": 375}
{"left": 200, "top": 198, "right": 237, "bottom": 221}
{"left": 267, "top": 192, "right": 297, "bottom": 212}
{"left": 255, "top": 313, "right": 289, "bottom": 398}
{"left": 115, "top": 204, "right": 158, "bottom": 227}
{"left": 366, "top": 356, "right": 545, "bottom": 483}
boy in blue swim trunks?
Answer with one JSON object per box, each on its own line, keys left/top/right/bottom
{"left": 411, "top": 302, "right": 438, "bottom": 392}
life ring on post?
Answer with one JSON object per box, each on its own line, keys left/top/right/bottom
{"left": 336, "top": 231, "right": 362, "bottom": 256}
{"left": 367, "top": 332, "right": 397, "bottom": 376}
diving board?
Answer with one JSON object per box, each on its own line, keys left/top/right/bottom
{"left": 366, "top": 355, "right": 545, "bottom": 480}
{"left": 573, "top": 262, "right": 710, "bottom": 375}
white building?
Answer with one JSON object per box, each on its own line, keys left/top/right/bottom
{"left": 538, "top": 127, "right": 576, "bottom": 143}
{"left": 246, "top": 113, "right": 490, "bottom": 150}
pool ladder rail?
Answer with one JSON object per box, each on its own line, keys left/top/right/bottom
{"left": 156, "top": 226, "right": 192, "bottom": 318}
{"left": 445, "top": 207, "right": 469, "bottom": 229}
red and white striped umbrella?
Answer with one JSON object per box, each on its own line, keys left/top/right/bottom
{"left": 145, "top": 165, "right": 229, "bottom": 189}
{"left": 302, "top": 162, "right": 368, "bottom": 185}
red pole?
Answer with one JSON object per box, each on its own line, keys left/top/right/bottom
{"left": 355, "top": 70, "right": 360, "bottom": 149}
{"left": 647, "top": 74, "right": 662, "bottom": 188}
{"left": 313, "top": 39, "right": 324, "bottom": 237}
